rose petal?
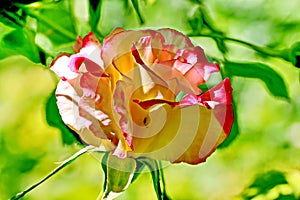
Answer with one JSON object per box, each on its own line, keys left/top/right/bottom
{"left": 174, "top": 47, "right": 220, "bottom": 86}
{"left": 55, "top": 79, "right": 115, "bottom": 149}
{"left": 128, "top": 103, "right": 229, "bottom": 164}
{"left": 69, "top": 33, "right": 103, "bottom": 73}
{"left": 50, "top": 54, "right": 78, "bottom": 80}
{"left": 158, "top": 28, "right": 194, "bottom": 49}
{"left": 127, "top": 78, "right": 233, "bottom": 164}
{"left": 180, "top": 78, "right": 234, "bottom": 135}
{"left": 102, "top": 29, "right": 164, "bottom": 69}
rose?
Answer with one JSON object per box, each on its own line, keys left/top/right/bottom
{"left": 50, "top": 28, "right": 234, "bottom": 165}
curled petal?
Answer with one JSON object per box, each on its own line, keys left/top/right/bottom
{"left": 73, "top": 36, "right": 83, "bottom": 53}
{"left": 180, "top": 78, "right": 234, "bottom": 135}
{"left": 82, "top": 32, "right": 101, "bottom": 48}
{"left": 103, "top": 27, "right": 126, "bottom": 43}
{"left": 73, "top": 32, "right": 102, "bottom": 52}
{"left": 102, "top": 29, "right": 164, "bottom": 70}
{"left": 79, "top": 73, "right": 125, "bottom": 142}
{"left": 55, "top": 80, "right": 115, "bottom": 150}
{"left": 157, "top": 28, "right": 194, "bottom": 49}
{"left": 174, "top": 47, "right": 220, "bottom": 87}
{"left": 70, "top": 34, "right": 103, "bottom": 72}
{"left": 50, "top": 54, "right": 78, "bottom": 81}
{"left": 127, "top": 78, "right": 233, "bottom": 163}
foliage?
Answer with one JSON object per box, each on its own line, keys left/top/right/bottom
{"left": 1, "top": 0, "right": 300, "bottom": 199}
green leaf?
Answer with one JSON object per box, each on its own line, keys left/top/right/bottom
{"left": 188, "top": 8, "right": 203, "bottom": 34}
{"left": 88, "top": 0, "right": 103, "bottom": 31}
{"left": 130, "top": 0, "right": 145, "bottom": 25}
{"left": 0, "top": 27, "right": 40, "bottom": 63}
{"left": 27, "top": 1, "right": 77, "bottom": 45}
{"left": 45, "top": 90, "right": 83, "bottom": 145}
{"left": 101, "top": 153, "right": 136, "bottom": 199}
{"left": 250, "top": 171, "right": 288, "bottom": 194}
{"left": 288, "top": 41, "right": 300, "bottom": 68}
{"left": 0, "top": 11, "right": 25, "bottom": 28}
{"left": 241, "top": 170, "right": 293, "bottom": 200}
{"left": 224, "top": 62, "right": 290, "bottom": 100}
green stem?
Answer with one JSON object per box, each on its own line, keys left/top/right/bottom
{"left": 158, "top": 161, "right": 169, "bottom": 199}
{"left": 139, "top": 158, "right": 171, "bottom": 200}
{"left": 10, "top": 145, "right": 95, "bottom": 200}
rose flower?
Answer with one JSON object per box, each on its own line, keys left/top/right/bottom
{"left": 50, "top": 28, "right": 234, "bottom": 164}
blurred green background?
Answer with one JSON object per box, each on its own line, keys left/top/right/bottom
{"left": 1, "top": 0, "right": 300, "bottom": 199}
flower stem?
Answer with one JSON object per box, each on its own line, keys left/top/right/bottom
{"left": 158, "top": 161, "right": 169, "bottom": 199}
{"left": 10, "top": 145, "right": 95, "bottom": 200}
{"left": 139, "top": 158, "right": 171, "bottom": 200}
{"left": 189, "top": 33, "right": 289, "bottom": 61}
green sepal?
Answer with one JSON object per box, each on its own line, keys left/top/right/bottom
{"left": 101, "top": 153, "right": 136, "bottom": 199}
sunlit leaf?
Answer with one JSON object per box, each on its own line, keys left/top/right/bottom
{"left": 0, "top": 28, "right": 40, "bottom": 63}
{"left": 88, "top": 0, "right": 103, "bottom": 31}
{"left": 224, "top": 62, "right": 290, "bottom": 100}
{"left": 29, "top": 1, "right": 77, "bottom": 45}
{"left": 0, "top": 11, "right": 25, "bottom": 28}
{"left": 289, "top": 41, "right": 300, "bottom": 68}
{"left": 45, "top": 90, "right": 83, "bottom": 145}
{"left": 188, "top": 8, "right": 203, "bottom": 34}
{"left": 130, "top": 0, "right": 145, "bottom": 25}
{"left": 250, "top": 171, "right": 287, "bottom": 194}
{"left": 241, "top": 170, "right": 297, "bottom": 200}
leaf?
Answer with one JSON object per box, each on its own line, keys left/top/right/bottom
{"left": 45, "top": 90, "right": 83, "bottom": 145}
{"left": 241, "top": 170, "right": 293, "bottom": 200}
{"left": 31, "top": 1, "right": 77, "bottom": 45}
{"left": 130, "top": 0, "right": 145, "bottom": 25}
{"left": 224, "top": 62, "right": 290, "bottom": 100}
{"left": 250, "top": 171, "right": 288, "bottom": 194}
{"left": 0, "top": 11, "right": 25, "bottom": 28}
{"left": 88, "top": 0, "right": 103, "bottom": 31}
{"left": 288, "top": 41, "right": 300, "bottom": 68}
{"left": 188, "top": 8, "right": 203, "bottom": 34}
{"left": 101, "top": 153, "right": 136, "bottom": 199}
{"left": 89, "top": 0, "right": 101, "bottom": 12}
{"left": 0, "top": 28, "right": 40, "bottom": 63}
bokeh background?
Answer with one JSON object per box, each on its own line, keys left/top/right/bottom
{"left": 1, "top": 0, "right": 300, "bottom": 199}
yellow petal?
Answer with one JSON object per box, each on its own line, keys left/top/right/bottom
{"left": 128, "top": 103, "right": 227, "bottom": 164}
